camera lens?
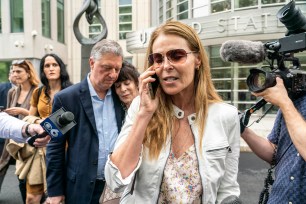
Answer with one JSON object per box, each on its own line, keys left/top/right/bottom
{"left": 277, "top": 0, "right": 306, "bottom": 36}
{"left": 254, "top": 72, "right": 266, "bottom": 88}
{"left": 247, "top": 68, "right": 276, "bottom": 93}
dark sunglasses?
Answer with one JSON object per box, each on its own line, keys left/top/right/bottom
{"left": 12, "top": 59, "right": 27, "bottom": 65}
{"left": 148, "top": 49, "right": 197, "bottom": 65}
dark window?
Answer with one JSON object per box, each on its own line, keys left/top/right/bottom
{"left": 57, "top": 0, "right": 65, "bottom": 43}
{"left": 42, "top": 0, "right": 51, "bottom": 38}
{"left": 10, "top": 0, "right": 24, "bottom": 33}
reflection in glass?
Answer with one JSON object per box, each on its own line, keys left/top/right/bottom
{"left": 211, "top": 0, "right": 231, "bottom": 13}
{"left": 11, "top": 0, "right": 24, "bottom": 33}
{"left": 166, "top": 9, "right": 173, "bottom": 19}
{"left": 211, "top": 58, "right": 231, "bottom": 67}
{"left": 218, "top": 91, "right": 232, "bottom": 101}
{"left": 119, "top": 2, "right": 132, "bottom": 40}
{"left": 178, "top": 12, "right": 188, "bottom": 20}
{"left": 213, "top": 80, "right": 232, "bottom": 90}
{"left": 178, "top": 1, "right": 188, "bottom": 13}
{"left": 253, "top": 72, "right": 266, "bottom": 88}
{"left": 119, "top": 24, "right": 132, "bottom": 31}
{"left": 57, "top": 0, "right": 65, "bottom": 43}
{"left": 262, "top": 0, "right": 285, "bottom": 4}
{"left": 235, "top": 0, "right": 257, "bottom": 8}
{"left": 238, "top": 80, "right": 248, "bottom": 89}
{"left": 238, "top": 92, "right": 257, "bottom": 101}
{"left": 119, "top": 6, "right": 132, "bottom": 13}
{"left": 211, "top": 69, "right": 232, "bottom": 78}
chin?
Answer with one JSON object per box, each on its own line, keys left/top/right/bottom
{"left": 165, "top": 92, "right": 180, "bottom": 97}
{"left": 163, "top": 88, "right": 181, "bottom": 96}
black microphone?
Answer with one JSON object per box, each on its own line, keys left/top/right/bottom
{"left": 220, "top": 195, "right": 243, "bottom": 204}
{"left": 28, "top": 107, "right": 76, "bottom": 147}
{"left": 57, "top": 112, "right": 74, "bottom": 127}
{"left": 220, "top": 40, "right": 266, "bottom": 64}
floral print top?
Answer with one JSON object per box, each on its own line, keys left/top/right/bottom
{"left": 158, "top": 144, "right": 202, "bottom": 204}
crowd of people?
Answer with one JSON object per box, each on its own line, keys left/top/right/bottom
{"left": 0, "top": 20, "right": 306, "bottom": 204}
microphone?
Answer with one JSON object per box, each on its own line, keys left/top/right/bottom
{"left": 220, "top": 40, "right": 266, "bottom": 64}
{"left": 220, "top": 195, "right": 242, "bottom": 204}
{"left": 28, "top": 107, "right": 76, "bottom": 147}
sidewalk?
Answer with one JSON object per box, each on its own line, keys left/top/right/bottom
{"left": 0, "top": 165, "right": 23, "bottom": 204}
{"left": 0, "top": 152, "right": 269, "bottom": 204}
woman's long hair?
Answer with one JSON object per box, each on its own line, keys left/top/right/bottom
{"left": 144, "top": 21, "right": 222, "bottom": 159}
{"left": 39, "top": 53, "right": 73, "bottom": 100}
{"left": 13, "top": 60, "right": 40, "bottom": 86}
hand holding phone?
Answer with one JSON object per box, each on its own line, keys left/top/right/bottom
{"left": 148, "top": 74, "right": 160, "bottom": 99}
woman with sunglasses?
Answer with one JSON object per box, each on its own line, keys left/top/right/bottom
{"left": 24, "top": 53, "right": 72, "bottom": 204}
{"left": 105, "top": 21, "right": 241, "bottom": 203}
{"left": 1, "top": 59, "right": 39, "bottom": 203}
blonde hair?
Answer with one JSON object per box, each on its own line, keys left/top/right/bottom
{"left": 143, "top": 21, "right": 222, "bottom": 159}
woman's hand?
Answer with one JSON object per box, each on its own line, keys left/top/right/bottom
{"left": 138, "top": 66, "right": 160, "bottom": 115}
{"left": 4, "top": 107, "right": 29, "bottom": 116}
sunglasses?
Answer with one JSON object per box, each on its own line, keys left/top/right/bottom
{"left": 12, "top": 59, "right": 27, "bottom": 65}
{"left": 148, "top": 49, "right": 197, "bottom": 65}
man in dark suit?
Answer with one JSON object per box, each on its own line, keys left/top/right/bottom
{"left": 0, "top": 68, "right": 16, "bottom": 109}
{"left": 46, "top": 39, "right": 126, "bottom": 204}
{"left": 0, "top": 82, "right": 11, "bottom": 109}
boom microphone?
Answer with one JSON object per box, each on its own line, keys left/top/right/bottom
{"left": 28, "top": 107, "right": 76, "bottom": 147}
{"left": 220, "top": 40, "right": 266, "bottom": 64}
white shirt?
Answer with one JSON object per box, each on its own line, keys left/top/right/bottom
{"left": 0, "top": 112, "right": 27, "bottom": 143}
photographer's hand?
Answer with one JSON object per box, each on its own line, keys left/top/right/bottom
{"left": 253, "top": 77, "right": 306, "bottom": 160}
{"left": 253, "top": 77, "right": 291, "bottom": 108}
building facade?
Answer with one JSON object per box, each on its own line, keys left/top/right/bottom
{"left": 0, "top": 0, "right": 150, "bottom": 82}
{"left": 0, "top": 0, "right": 305, "bottom": 142}
{"left": 126, "top": 0, "right": 306, "bottom": 140}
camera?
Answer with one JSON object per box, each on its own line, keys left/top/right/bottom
{"left": 246, "top": 0, "right": 306, "bottom": 100}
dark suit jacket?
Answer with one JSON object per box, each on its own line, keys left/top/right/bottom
{"left": 0, "top": 82, "right": 12, "bottom": 108}
{"left": 0, "top": 82, "right": 12, "bottom": 155}
{"left": 46, "top": 78, "right": 125, "bottom": 203}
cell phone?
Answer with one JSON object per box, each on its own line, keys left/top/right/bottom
{"left": 148, "top": 74, "right": 160, "bottom": 99}
{"left": 0, "top": 106, "right": 5, "bottom": 112}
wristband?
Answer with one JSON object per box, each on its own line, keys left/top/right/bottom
{"left": 25, "top": 124, "right": 32, "bottom": 137}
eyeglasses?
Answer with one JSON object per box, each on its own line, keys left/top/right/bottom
{"left": 12, "top": 59, "right": 26, "bottom": 65}
{"left": 148, "top": 49, "right": 197, "bottom": 65}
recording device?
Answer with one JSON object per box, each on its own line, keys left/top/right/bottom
{"left": 221, "top": 1, "right": 306, "bottom": 98}
{"left": 28, "top": 107, "right": 76, "bottom": 147}
{"left": 220, "top": 0, "right": 306, "bottom": 131}
{"left": 0, "top": 106, "right": 4, "bottom": 112}
{"left": 148, "top": 73, "right": 160, "bottom": 99}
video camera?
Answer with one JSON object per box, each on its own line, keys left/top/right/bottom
{"left": 247, "top": 0, "right": 306, "bottom": 99}
{"left": 238, "top": 0, "right": 306, "bottom": 132}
